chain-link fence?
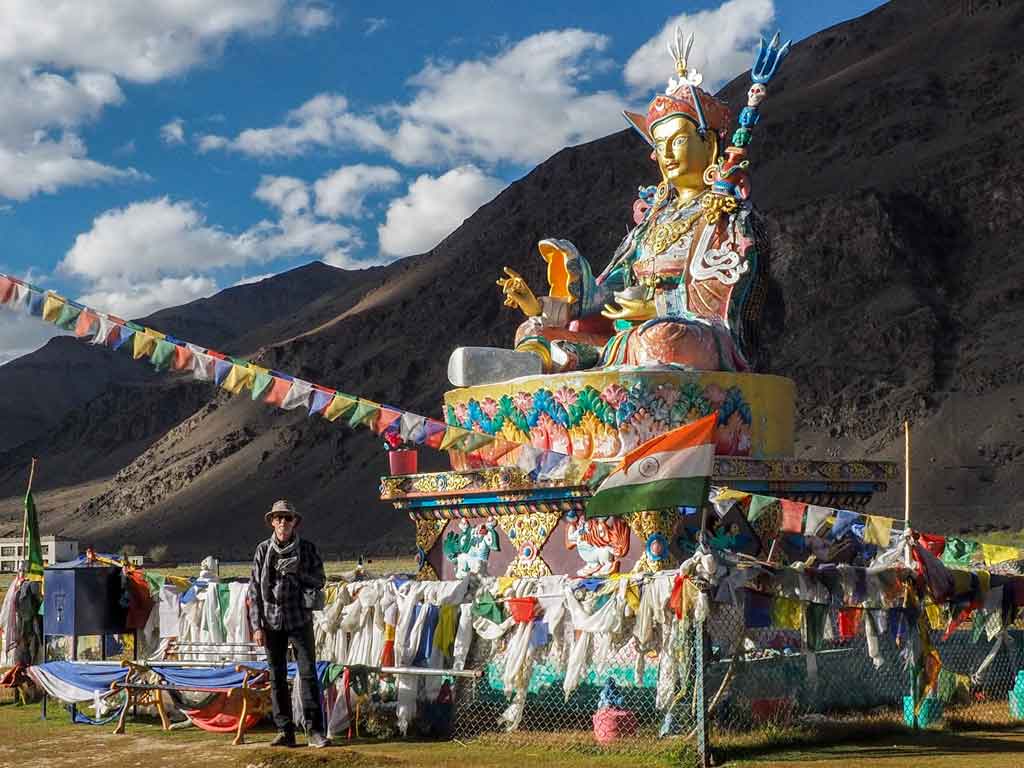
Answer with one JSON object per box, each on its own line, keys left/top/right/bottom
{"left": 451, "top": 603, "right": 702, "bottom": 766}
{"left": 434, "top": 579, "right": 1024, "bottom": 768}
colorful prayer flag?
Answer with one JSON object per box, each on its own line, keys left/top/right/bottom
{"left": 54, "top": 303, "right": 81, "bottom": 330}
{"left": 23, "top": 490, "right": 44, "bottom": 582}
{"left": 41, "top": 293, "right": 64, "bottom": 323}
{"left": 586, "top": 413, "right": 715, "bottom": 518}
{"left": 980, "top": 543, "right": 1019, "bottom": 566}
{"left": 251, "top": 371, "right": 273, "bottom": 401}
{"left": 373, "top": 408, "right": 402, "bottom": 434}
{"left": 150, "top": 340, "right": 176, "bottom": 371}
{"left": 803, "top": 505, "right": 832, "bottom": 535}
{"left": 347, "top": 400, "right": 380, "bottom": 427}
{"left": 323, "top": 394, "right": 357, "bottom": 422}
{"left": 779, "top": 500, "right": 807, "bottom": 533}
{"left": 172, "top": 344, "right": 194, "bottom": 372}
{"left": 262, "top": 376, "right": 292, "bottom": 407}
{"left": 133, "top": 331, "right": 158, "bottom": 360}
{"left": 746, "top": 494, "right": 777, "bottom": 523}
{"left": 221, "top": 364, "right": 254, "bottom": 394}
{"left": 74, "top": 310, "right": 98, "bottom": 338}
{"left": 863, "top": 515, "right": 894, "bottom": 546}
{"left": 213, "top": 358, "right": 233, "bottom": 385}
{"left": 0, "top": 275, "right": 13, "bottom": 304}
{"left": 308, "top": 388, "right": 334, "bottom": 416}
{"left": 280, "top": 380, "right": 312, "bottom": 410}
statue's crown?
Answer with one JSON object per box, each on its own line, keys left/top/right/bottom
{"left": 624, "top": 27, "right": 732, "bottom": 145}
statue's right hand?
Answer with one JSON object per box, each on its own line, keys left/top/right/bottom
{"left": 496, "top": 266, "right": 541, "bottom": 316}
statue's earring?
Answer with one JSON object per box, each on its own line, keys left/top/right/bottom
{"left": 702, "top": 162, "right": 720, "bottom": 186}
{"left": 654, "top": 180, "right": 669, "bottom": 207}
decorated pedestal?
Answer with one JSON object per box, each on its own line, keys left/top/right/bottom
{"left": 381, "top": 458, "right": 897, "bottom": 581}
{"left": 444, "top": 370, "right": 795, "bottom": 466}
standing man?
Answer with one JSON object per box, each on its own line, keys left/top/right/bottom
{"left": 248, "top": 499, "right": 329, "bottom": 748}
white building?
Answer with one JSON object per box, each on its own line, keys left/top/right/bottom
{"left": 0, "top": 536, "right": 78, "bottom": 572}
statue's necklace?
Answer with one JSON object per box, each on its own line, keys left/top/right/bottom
{"left": 642, "top": 200, "right": 704, "bottom": 257}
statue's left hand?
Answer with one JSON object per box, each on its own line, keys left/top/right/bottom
{"left": 601, "top": 297, "right": 656, "bottom": 322}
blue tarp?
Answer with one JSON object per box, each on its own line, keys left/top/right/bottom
{"left": 158, "top": 661, "right": 330, "bottom": 690}
{"left": 35, "top": 661, "right": 127, "bottom": 690}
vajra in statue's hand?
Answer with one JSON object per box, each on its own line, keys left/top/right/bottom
{"left": 496, "top": 267, "right": 542, "bottom": 317}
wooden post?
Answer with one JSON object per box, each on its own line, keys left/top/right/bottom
{"left": 20, "top": 458, "right": 37, "bottom": 574}
{"left": 904, "top": 421, "right": 911, "bottom": 565}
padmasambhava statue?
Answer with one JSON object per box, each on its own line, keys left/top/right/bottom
{"left": 449, "top": 31, "right": 790, "bottom": 387}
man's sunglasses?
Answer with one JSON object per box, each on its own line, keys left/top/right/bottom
{"left": 272, "top": 514, "right": 296, "bottom": 522}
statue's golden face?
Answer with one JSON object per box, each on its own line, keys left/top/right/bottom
{"left": 652, "top": 116, "right": 711, "bottom": 191}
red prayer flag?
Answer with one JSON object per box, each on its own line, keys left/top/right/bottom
{"left": 373, "top": 408, "right": 402, "bottom": 434}
{"left": 263, "top": 377, "right": 292, "bottom": 407}
{"left": 837, "top": 607, "right": 862, "bottom": 640}
{"left": 919, "top": 533, "right": 946, "bottom": 559}
{"left": 0, "top": 275, "right": 13, "bottom": 304}
{"left": 172, "top": 344, "right": 193, "bottom": 371}
{"left": 779, "top": 500, "right": 807, "bottom": 533}
{"left": 74, "top": 310, "right": 97, "bottom": 338}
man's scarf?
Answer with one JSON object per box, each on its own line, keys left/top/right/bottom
{"left": 261, "top": 535, "right": 300, "bottom": 608}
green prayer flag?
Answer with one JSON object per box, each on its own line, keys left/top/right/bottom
{"left": 54, "top": 303, "right": 82, "bottom": 330}
{"left": 472, "top": 592, "right": 505, "bottom": 624}
{"left": 23, "top": 490, "right": 45, "bottom": 582}
{"left": 251, "top": 371, "right": 274, "bottom": 401}
{"left": 347, "top": 400, "right": 380, "bottom": 428}
{"left": 746, "top": 494, "right": 777, "bottom": 523}
{"left": 150, "top": 340, "right": 176, "bottom": 371}
{"left": 941, "top": 537, "right": 979, "bottom": 566}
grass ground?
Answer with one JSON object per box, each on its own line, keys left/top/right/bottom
{"left": 2, "top": 703, "right": 1023, "bottom": 768}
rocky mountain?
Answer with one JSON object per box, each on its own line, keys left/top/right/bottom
{"left": 0, "top": 0, "right": 1021, "bottom": 559}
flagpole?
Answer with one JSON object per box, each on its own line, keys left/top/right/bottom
{"left": 904, "top": 422, "right": 911, "bottom": 567}
{"left": 20, "top": 457, "right": 37, "bottom": 574}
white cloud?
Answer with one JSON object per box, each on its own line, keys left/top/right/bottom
{"left": 378, "top": 165, "right": 503, "bottom": 258}
{"left": 0, "top": 134, "right": 138, "bottom": 200}
{"left": 196, "top": 133, "right": 230, "bottom": 152}
{"left": 390, "top": 29, "right": 624, "bottom": 166}
{"left": 314, "top": 164, "right": 401, "bottom": 219}
{"left": 0, "top": 1, "right": 290, "bottom": 84}
{"left": 292, "top": 3, "right": 333, "bottom": 34}
{"left": 0, "top": 66, "right": 136, "bottom": 199}
{"left": 233, "top": 272, "right": 276, "bottom": 287}
{"left": 58, "top": 196, "right": 361, "bottom": 318}
{"left": 365, "top": 17, "right": 389, "bottom": 36}
{"left": 254, "top": 175, "right": 310, "bottom": 216}
{"left": 203, "top": 93, "right": 389, "bottom": 158}
{"left": 202, "top": 29, "right": 625, "bottom": 168}
{"left": 0, "top": 312, "right": 65, "bottom": 365}
{"left": 160, "top": 118, "right": 185, "bottom": 145}
{"left": 61, "top": 198, "right": 247, "bottom": 283}
{"left": 79, "top": 275, "right": 219, "bottom": 319}
{"left": 624, "top": 0, "right": 776, "bottom": 93}
{"left": 0, "top": 1, "right": 317, "bottom": 201}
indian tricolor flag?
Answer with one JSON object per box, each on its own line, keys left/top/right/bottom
{"left": 586, "top": 413, "right": 716, "bottom": 518}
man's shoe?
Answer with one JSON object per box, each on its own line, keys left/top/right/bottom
{"left": 270, "top": 731, "right": 296, "bottom": 747}
{"left": 308, "top": 731, "right": 331, "bottom": 749}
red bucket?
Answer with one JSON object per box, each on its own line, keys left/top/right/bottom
{"left": 388, "top": 449, "right": 418, "bottom": 475}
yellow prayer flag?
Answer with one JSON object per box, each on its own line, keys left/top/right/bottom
{"left": 323, "top": 394, "right": 357, "bottom": 422}
{"left": 981, "top": 543, "right": 1019, "bottom": 565}
{"left": 132, "top": 331, "right": 158, "bottom": 360}
{"left": 143, "top": 327, "right": 166, "bottom": 340}
{"left": 770, "top": 596, "right": 802, "bottom": 630}
{"left": 42, "top": 294, "right": 65, "bottom": 322}
{"left": 221, "top": 364, "right": 255, "bottom": 394}
{"left": 440, "top": 426, "right": 467, "bottom": 451}
{"left": 712, "top": 488, "right": 751, "bottom": 502}
{"left": 924, "top": 601, "right": 945, "bottom": 631}
{"left": 863, "top": 515, "right": 894, "bottom": 546}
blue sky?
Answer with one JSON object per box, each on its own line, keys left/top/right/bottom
{"left": 0, "top": 0, "right": 884, "bottom": 362}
